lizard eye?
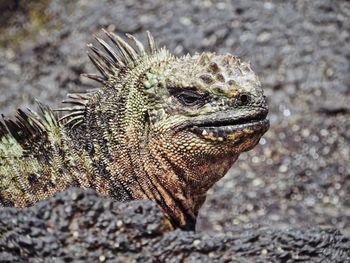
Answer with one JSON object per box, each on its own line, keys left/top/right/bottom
{"left": 175, "top": 90, "right": 207, "bottom": 106}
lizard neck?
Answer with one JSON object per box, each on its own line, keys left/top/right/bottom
{"left": 137, "top": 136, "right": 239, "bottom": 230}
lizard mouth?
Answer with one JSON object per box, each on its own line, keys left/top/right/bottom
{"left": 189, "top": 109, "right": 269, "bottom": 142}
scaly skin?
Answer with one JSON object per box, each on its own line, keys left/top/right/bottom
{"left": 0, "top": 31, "right": 269, "bottom": 230}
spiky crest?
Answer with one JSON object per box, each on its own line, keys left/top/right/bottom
{"left": 0, "top": 103, "right": 61, "bottom": 159}
{"left": 86, "top": 29, "right": 158, "bottom": 80}
{"left": 58, "top": 30, "right": 160, "bottom": 129}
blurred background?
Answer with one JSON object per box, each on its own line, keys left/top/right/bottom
{"left": 0, "top": 0, "right": 349, "bottom": 235}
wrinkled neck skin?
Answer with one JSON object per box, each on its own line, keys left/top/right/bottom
{"left": 133, "top": 134, "right": 239, "bottom": 231}
{"left": 159, "top": 152, "right": 239, "bottom": 230}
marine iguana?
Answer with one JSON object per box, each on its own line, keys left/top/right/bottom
{"left": 0, "top": 30, "right": 269, "bottom": 230}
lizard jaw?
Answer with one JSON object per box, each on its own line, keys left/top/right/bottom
{"left": 191, "top": 119, "right": 269, "bottom": 142}
{"left": 189, "top": 108, "right": 269, "bottom": 142}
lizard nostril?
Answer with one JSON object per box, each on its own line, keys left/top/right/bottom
{"left": 239, "top": 94, "right": 250, "bottom": 105}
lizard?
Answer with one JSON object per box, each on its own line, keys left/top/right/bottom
{"left": 0, "top": 30, "right": 269, "bottom": 230}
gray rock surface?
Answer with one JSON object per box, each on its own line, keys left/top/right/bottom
{"left": 0, "top": 0, "right": 349, "bottom": 260}
{"left": 0, "top": 188, "right": 349, "bottom": 263}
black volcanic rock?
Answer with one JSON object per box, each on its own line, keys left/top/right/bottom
{"left": 0, "top": 188, "right": 349, "bottom": 262}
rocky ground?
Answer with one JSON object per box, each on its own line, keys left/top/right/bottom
{"left": 0, "top": 0, "right": 349, "bottom": 261}
{"left": 1, "top": 188, "right": 349, "bottom": 262}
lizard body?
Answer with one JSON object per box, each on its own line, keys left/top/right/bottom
{"left": 0, "top": 31, "right": 269, "bottom": 229}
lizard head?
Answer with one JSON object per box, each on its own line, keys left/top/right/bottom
{"left": 144, "top": 52, "right": 269, "bottom": 161}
